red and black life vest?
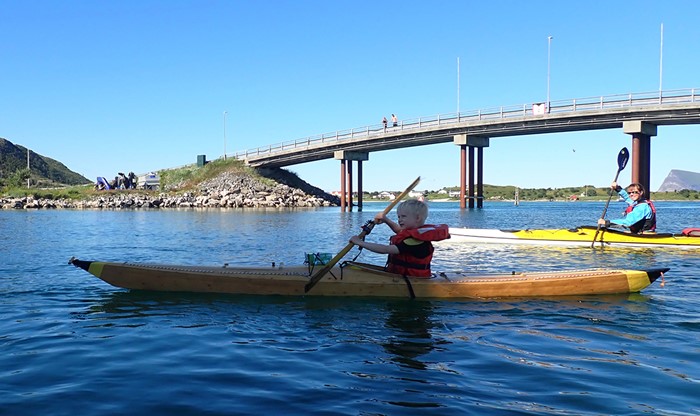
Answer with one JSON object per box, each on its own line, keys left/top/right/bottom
{"left": 387, "top": 224, "right": 450, "bottom": 278}
{"left": 624, "top": 200, "right": 657, "bottom": 233}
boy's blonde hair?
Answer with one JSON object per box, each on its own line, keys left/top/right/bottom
{"left": 397, "top": 199, "right": 428, "bottom": 224}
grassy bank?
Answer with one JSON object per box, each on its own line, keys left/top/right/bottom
{"left": 369, "top": 185, "right": 700, "bottom": 202}
{"left": 1, "top": 159, "right": 286, "bottom": 200}
{"left": 3, "top": 161, "right": 700, "bottom": 202}
{"left": 158, "top": 158, "right": 275, "bottom": 191}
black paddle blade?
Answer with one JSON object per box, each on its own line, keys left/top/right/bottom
{"left": 617, "top": 147, "right": 629, "bottom": 171}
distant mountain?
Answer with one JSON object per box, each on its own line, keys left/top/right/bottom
{"left": 0, "top": 137, "right": 91, "bottom": 186}
{"left": 657, "top": 169, "right": 700, "bottom": 192}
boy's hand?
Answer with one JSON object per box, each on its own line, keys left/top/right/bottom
{"left": 373, "top": 212, "right": 386, "bottom": 224}
{"left": 349, "top": 236, "right": 363, "bottom": 245}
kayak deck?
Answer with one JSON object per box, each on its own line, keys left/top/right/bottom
{"left": 69, "top": 258, "right": 668, "bottom": 299}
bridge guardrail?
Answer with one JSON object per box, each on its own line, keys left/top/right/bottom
{"left": 231, "top": 88, "right": 698, "bottom": 159}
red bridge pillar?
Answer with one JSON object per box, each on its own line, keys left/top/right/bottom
{"left": 339, "top": 159, "right": 347, "bottom": 211}
{"left": 335, "top": 151, "right": 369, "bottom": 211}
{"left": 623, "top": 121, "right": 657, "bottom": 199}
{"left": 454, "top": 135, "right": 489, "bottom": 209}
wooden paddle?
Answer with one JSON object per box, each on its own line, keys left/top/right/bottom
{"left": 591, "top": 147, "right": 629, "bottom": 247}
{"left": 304, "top": 176, "right": 421, "bottom": 293}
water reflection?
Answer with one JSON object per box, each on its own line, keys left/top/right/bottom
{"left": 85, "top": 291, "right": 447, "bottom": 370}
{"left": 77, "top": 290, "right": 251, "bottom": 326}
{"left": 381, "top": 300, "right": 445, "bottom": 371}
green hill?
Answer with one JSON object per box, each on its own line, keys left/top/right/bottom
{"left": 0, "top": 137, "right": 91, "bottom": 187}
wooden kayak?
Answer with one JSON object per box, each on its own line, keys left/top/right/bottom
{"left": 445, "top": 226, "right": 700, "bottom": 248}
{"left": 69, "top": 257, "right": 668, "bottom": 299}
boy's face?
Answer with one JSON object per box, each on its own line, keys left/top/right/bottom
{"left": 397, "top": 210, "right": 422, "bottom": 229}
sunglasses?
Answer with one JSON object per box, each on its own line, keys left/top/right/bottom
{"left": 628, "top": 191, "right": 641, "bottom": 195}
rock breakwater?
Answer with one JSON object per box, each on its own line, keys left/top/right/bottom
{"left": 1, "top": 169, "right": 340, "bottom": 209}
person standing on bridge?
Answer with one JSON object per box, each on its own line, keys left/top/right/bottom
{"left": 597, "top": 181, "right": 657, "bottom": 234}
{"left": 391, "top": 114, "right": 398, "bottom": 127}
{"left": 382, "top": 116, "right": 387, "bottom": 132}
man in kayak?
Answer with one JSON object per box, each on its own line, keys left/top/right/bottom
{"left": 597, "top": 181, "right": 657, "bottom": 234}
{"left": 350, "top": 199, "right": 450, "bottom": 277}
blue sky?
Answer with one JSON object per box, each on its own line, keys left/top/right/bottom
{"left": 2, "top": 0, "right": 698, "bottom": 192}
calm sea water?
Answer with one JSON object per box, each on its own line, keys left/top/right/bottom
{"left": 2, "top": 201, "right": 699, "bottom": 415}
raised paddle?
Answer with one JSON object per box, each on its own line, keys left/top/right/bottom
{"left": 304, "top": 176, "right": 421, "bottom": 293}
{"left": 591, "top": 147, "right": 629, "bottom": 247}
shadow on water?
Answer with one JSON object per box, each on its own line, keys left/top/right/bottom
{"left": 381, "top": 300, "right": 445, "bottom": 371}
{"left": 83, "top": 291, "right": 447, "bottom": 372}
{"left": 82, "top": 286, "right": 657, "bottom": 323}
{"left": 81, "top": 290, "right": 306, "bottom": 317}
{"left": 477, "top": 293, "right": 655, "bottom": 320}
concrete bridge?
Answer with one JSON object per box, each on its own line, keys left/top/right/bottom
{"left": 232, "top": 88, "right": 700, "bottom": 210}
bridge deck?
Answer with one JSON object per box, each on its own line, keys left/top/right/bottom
{"left": 234, "top": 88, "right": 700, "bottom": 168}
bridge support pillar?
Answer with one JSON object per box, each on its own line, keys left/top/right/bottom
{"left": 623, "top": 121, "right": 657, "bottom": 199}
{"left": 454, "top": 135, "right": 489, "bottom": 209}
{"left": 335, "top": 151, "right": 369, "bottom": 211}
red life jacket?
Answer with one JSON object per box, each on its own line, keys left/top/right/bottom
{"left": 624, "top": 199, "right": 657, "bottom": 233}
{"left": 682, "top": 228, "right": 700, "bottom": 237}
{"left": 387, "top": 224, "right": 450, "bottom": 277}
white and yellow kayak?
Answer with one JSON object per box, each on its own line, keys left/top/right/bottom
{"left": 445, "top": 226, "right": 700, "bottom": 248}
{"left": 69, "top": 257, "right": 667, "bottom": 299}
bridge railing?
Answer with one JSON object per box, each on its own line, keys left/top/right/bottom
{"left": 231, "top": 88, "right": 698, "bottom": 159}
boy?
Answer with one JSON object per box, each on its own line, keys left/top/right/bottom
{"left": 350, "top": 199, "right": 450, "bottom": 277}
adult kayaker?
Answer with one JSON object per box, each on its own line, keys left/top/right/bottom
{"left": 350, "top": 199, "right": 450, "bottom": 277}
{"left": 597, "top": 181, "right": 657, "bottom": 234}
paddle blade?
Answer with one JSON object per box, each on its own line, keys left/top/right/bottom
{"left": 592, "top": 147, "right": 630, "bottom": 248}
{"left": 617, "top": 147, "right": 629, "bottom": 172}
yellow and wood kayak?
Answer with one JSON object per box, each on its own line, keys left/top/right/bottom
{"left": 69, "top": 257, "right": 667, "bottom": 299}
{"left": 446, "top": 226, "right": 700, "bottom": 248}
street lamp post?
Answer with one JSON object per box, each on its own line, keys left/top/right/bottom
{"left": 223, "top": 111, "right": 228, "bottom": 160}
{"left": 659, "top": 23, "right": 664, "bottom": 94}
{"left": 547, "top": 35, "right": 553, "bottom": 112}
{"left": 457, "top": 56, "right": 460, "bottom": 115}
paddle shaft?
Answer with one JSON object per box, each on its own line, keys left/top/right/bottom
{"left": 592, "top": 168, "right": 624, "bottom": 246}
{"left": 600, "top": 169, "right": 623, "bottom": 220}
{"left": 591, "top": 147, "right": 629, "bottom": 248}
{"left": 304, "top": 176, "right": 421, "bottom": 293}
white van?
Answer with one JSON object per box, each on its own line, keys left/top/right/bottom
{"left": 137, "top": 172, "right": 160, "bottom": 190}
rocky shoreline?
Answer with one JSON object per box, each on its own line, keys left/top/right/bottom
{"left": 1, "top": 170, "right": 341, "bottom": 209}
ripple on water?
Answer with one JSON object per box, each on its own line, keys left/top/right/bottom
{"left": 2, "top": 207, "right": 700, "bottom": 415}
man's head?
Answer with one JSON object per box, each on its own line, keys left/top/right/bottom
{"left": 626, "top": 183, "right": 646, "bottom": 200}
